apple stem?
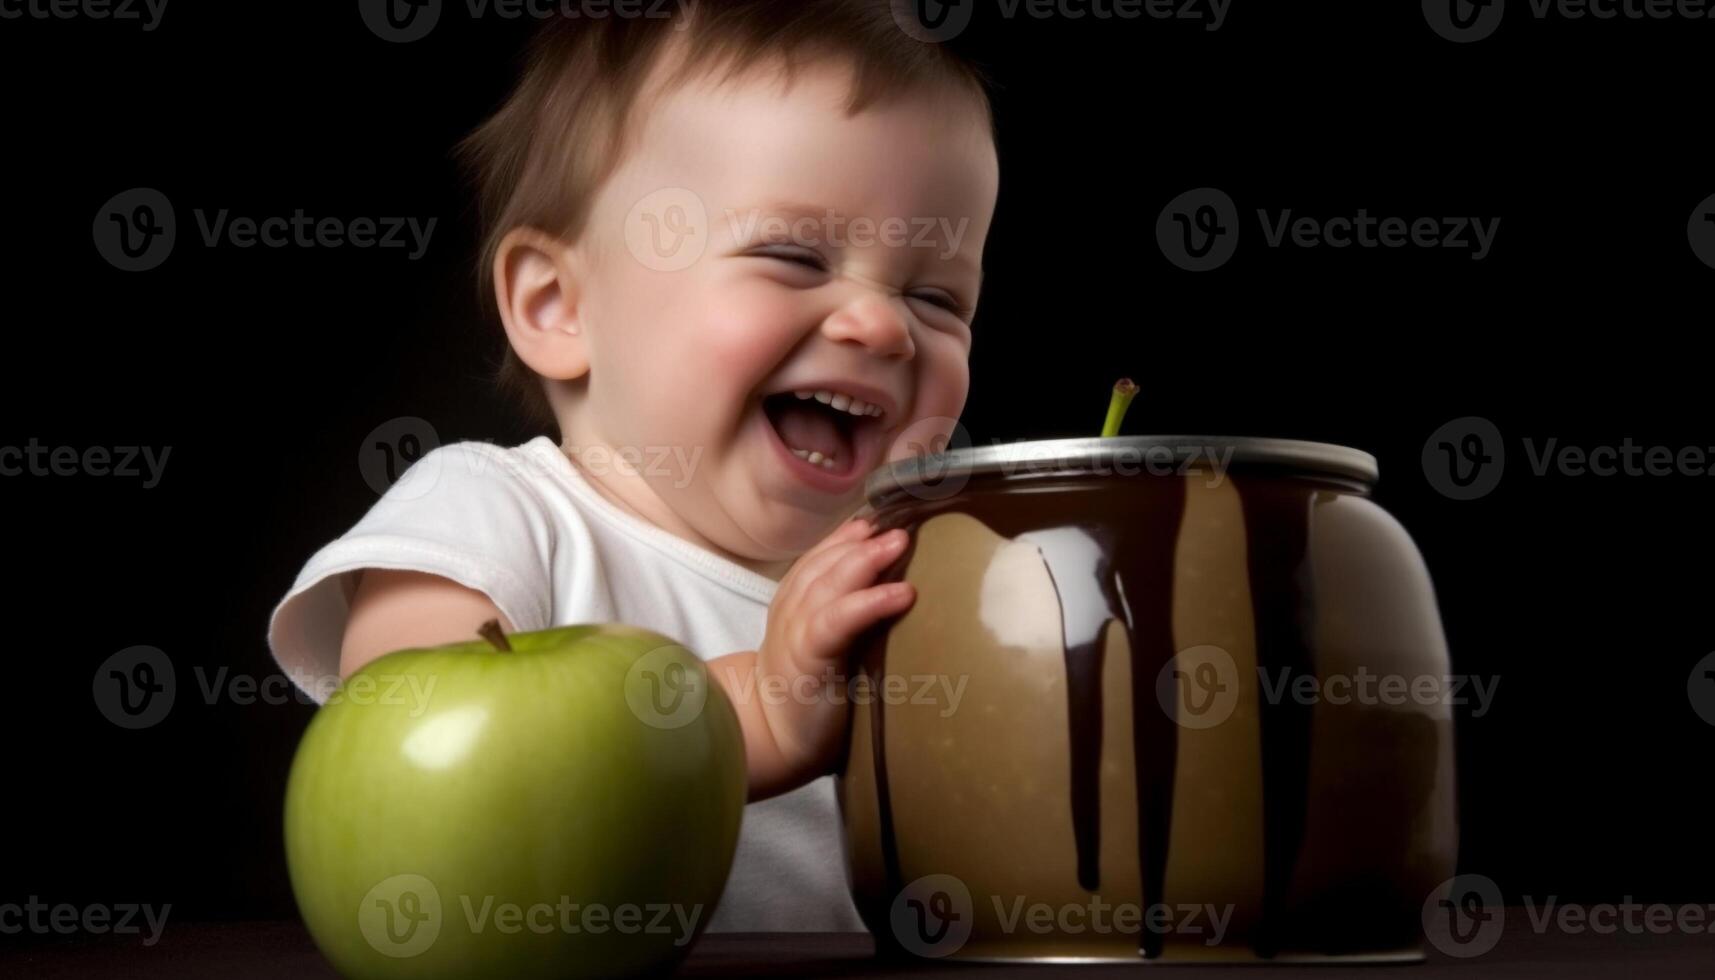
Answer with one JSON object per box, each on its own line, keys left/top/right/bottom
{"left": 1101, "top": 377, "right": 1139, "bottom": 437}
{"left": 477, "top": 619, "right": 512, "bottom": 652}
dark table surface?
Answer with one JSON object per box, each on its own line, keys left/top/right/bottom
{"left": 0, "top": 916, "right": 1704, "bottom": 978}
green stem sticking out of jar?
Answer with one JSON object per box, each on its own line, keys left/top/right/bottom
{"left": 1101, "top": 378, "right": 1139, "bottom": 438}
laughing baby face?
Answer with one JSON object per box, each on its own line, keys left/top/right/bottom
{"left": 502, "top": 50, "right": 998, "bottom": 578}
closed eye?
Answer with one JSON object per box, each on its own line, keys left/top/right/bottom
{"left": 909, "top": 290, "right": 973, "bottom": 318}
{"left": 746, "top": 245, "right": 973, "bottom": 320}
{"left": 748, "top": 244, "right": 827, "bottom": 271}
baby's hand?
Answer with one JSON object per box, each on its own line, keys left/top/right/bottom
{"left": 711, "top": 517, "right": 914, "bottom": 800}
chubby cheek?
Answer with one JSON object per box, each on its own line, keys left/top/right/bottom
{"left": 690, "top": 280, "right": 805, "bottom": 410}
{"left": 889, "top": 335, "right": 971, "bottom": 462}
{"left": 612, "top": 276, "right": 799, "bottom": 452}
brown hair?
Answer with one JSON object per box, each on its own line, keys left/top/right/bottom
{"left": 456, "top": 0, "right": 998, "bottom": 435}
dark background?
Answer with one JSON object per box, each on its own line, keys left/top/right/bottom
{"left": 3, "top": 0, "right": 1711, "bottom": 931}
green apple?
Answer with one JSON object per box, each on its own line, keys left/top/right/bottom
{"left": 284, "top": 621, "right": 746, "bottom": 980}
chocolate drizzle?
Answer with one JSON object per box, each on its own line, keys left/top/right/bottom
{"left": 1110, "top": 479, "right": 1188, "bottom": 958}
{"left": 856, "top": 511, "right": 921, "bottom": 914}
{"left": 1235, "top": 479, "right": 1319, "bottom": 958}
{"left": 1017, "top": 526, "right": 1121, "bottom": 894}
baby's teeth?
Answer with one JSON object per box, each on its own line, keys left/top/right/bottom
{"left": 789, "top": 386, "right": 883, "bottom": 419}
{"left": 788, "top": 443, "right": 838, "bottom": 468}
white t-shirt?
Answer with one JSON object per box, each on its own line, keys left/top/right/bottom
{"left": 267, "top": 434, "right": 865, "bottom": 932}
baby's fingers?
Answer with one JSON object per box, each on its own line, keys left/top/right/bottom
{"left": 805, "top": 581, "right": 916, "bottom": 660}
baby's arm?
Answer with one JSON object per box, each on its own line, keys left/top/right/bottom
{"left": 334, "top": 521, "right": 913, "bottom": 805}
{"left": 339, "top": 569, "right": 515, "bottom": 679}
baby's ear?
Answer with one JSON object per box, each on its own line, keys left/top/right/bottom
{"left": 494, "top": 226, "right": 590, "bottom": 381}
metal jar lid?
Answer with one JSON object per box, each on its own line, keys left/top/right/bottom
{"left": 865, "top": 435, "right": 1380, "bottom": 503}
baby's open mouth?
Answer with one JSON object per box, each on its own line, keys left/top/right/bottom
{"left": 761, "top": 388, "right": 885, "bottom": 474}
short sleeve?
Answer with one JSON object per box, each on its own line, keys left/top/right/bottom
{"left": 267, "top": 441, "right": 557, "bottom": 703}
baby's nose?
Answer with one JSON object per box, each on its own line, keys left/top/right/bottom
{"left": 822, "top": 282, "right": 914, "bottom": 359}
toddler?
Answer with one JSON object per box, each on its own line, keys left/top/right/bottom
{"left": 268, "top": 0, "right": 998, "bottom": 931}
